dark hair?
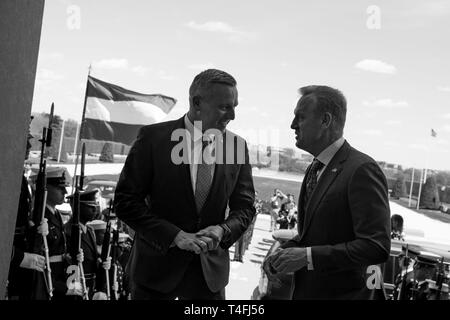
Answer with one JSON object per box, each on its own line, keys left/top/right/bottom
{"left": 391, "top": 214, "right": 404, "bottom": 233}
{"left": 189, "top": 69, "right": 236, "bottom": 99}
{"left": 298, "top": 85, "right": 347, "bottom": 130}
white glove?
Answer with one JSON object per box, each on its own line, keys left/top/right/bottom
{"left": 37, "top": 218, "right": 49, "bottom": 237}
{"left": 20, "top": 252, "right": 46, "bottom": 272}
{"left": 102, "top": 257, "right": 112, "bottom": 270}
{"left": 76, "top": 249, "right": 84, "bottom": 263}
{"left": 66, "top": 282, "right": 83, "bottom": 296}
{"left": 92, "top": 291, "right": 108, "bottom": 300}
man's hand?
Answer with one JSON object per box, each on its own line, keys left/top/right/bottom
{"left": 262, "top": 248, "right": 282, "bottom": 287}
{"left": 270, "top": 247, "right": 308, "bottom": 274}
{"left": 37, "top": 218, "right": 49, "bottom": 237}
{"left": 173, "top": 231, "right": 209, "bottom": 254}
{"left": 196, "top": 225, "right": 224, "bottom": 250}
{"left": 20, "top": 252, "right": 46, "bottom": 272}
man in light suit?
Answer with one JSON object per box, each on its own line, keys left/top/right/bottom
{"left": 264, "top": 85, "right": 390, "bottom": 299}
{"left": 114, "top": 69, "right": 255, "bottom": 299}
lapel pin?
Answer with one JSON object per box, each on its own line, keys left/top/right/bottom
{"left": 331, "top": 168, "right": 338, "bottom": 173}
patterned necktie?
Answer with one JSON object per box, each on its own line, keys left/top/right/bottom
{"left": 303, "top": 159, "right": 325, "bottom": 206}
{"left": 298, "top": 159, "right": 324, "bottom": 235}
{"left": 194, "top": 140, "right": 214, "bottom": 213}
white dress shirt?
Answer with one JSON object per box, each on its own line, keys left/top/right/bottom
{"left": 184, "top": 115, "right": 216, "bottom": 193}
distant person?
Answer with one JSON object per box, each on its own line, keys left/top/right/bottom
{"left": 390, "top": 214, "right": 404, "bottom": 241}
{"left": 66, "top": 190, "right": 111, "bottom": 299}
{"left": 269, "top": 189, "right": 287, "bottom": 232}
{"left": 264, "top": 85, "right": 390, "bottom": 299}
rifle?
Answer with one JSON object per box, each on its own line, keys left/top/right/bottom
{"left": 397, "top": 244, "right": 411, "bottom": 300}
{"left": 110, "top": 227, "right": 120, "bottom": 300}
{"left": 30, "top": 103, "right": 55, "bottom": 300}
{"left": 435, "top": 257, "right": 445, "bottom": 300}
{"left": 100, "top": 200, "right": 113, "bottom": 300}
{"left": 68, "top": 144, "right": 89, "bottom": 300}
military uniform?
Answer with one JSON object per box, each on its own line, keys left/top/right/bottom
{"left": 66, "top": 190, "right": 107, "bottom": 299}
{"left": 42, "top": 167, "right": 72, "bottom": 299}
{"left": 7, "top": 174, "right": 34, "bottom": 299}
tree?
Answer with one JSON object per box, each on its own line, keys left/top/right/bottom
{"left": 419, "top": 175, "right": 440, "bottom": 210}
{"left": 99, "top": 142, "right": 114, "bottom": 163}
{"left": 391, "top": 173, "right": 407, "bottom": 199}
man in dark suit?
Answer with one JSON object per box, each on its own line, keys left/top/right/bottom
{"left": 264, "top": 85, "right": 391, "bottom": 299}
{"left": 114, "top": 69, "right": 255, "bottom": 299}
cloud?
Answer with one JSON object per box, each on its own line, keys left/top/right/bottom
{"left": 444, "top": 125, "right": 450, "bottom": 132}
{"left": 93, "top": 58, "right": 129, "bottom": 69}
{"left": 363, "top": 99, "right": 409, "bottom": 108}
{"left": 405, "top": 1, "right": 450, "bottom": 17}
{"left": 384, "top": 141, "right": 400, "bottom": 147}
{"left": 186, "top": 21, "right": 236, "bottom": 33}
{"left": 408, "top": 143, "right": 428, "bottom": 151}
{"left": 188, "top": 62, "right": 216, "bottom": 71}
{"left": 158, "top": 70, "right": 177, "bottom": 81}
{"left": 185, "top": 21, "right": 252, "bottom": 42}
{"left": 384, "top": 120, "right": 402, "bottom": 125}
{"left": 354, "top": 59, "right": 397, "bottom": 74}
{"left": 131, "top": 65, "right": 150, "bottom": 76}
{"left": 444, "top": 113, "right": 450, "bottom": 119}
{"left": 438, "top": 86, "right": 450, "bottom": 92}
{"left": 92, "top": 59, "right": 150, "bottom": 76}
{"left": 363, "top": 129, "right": 382, "bottom": 136}
{"left": 37, "top": 69, "right": 64, "bottom": 81}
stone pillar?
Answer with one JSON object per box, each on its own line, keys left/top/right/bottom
{"left": 0, "top": 0, "right": 45, "bottom": 299}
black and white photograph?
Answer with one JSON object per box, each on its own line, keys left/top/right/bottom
{"left": 1, "top": 0, "right": 449, "bottom": 309}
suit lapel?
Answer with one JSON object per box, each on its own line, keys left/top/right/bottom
{"left": 170, "top": 117, "right": 197, "bottom": 213}
{"left": 300, "top": 142, "right": 351, "bottom": 240}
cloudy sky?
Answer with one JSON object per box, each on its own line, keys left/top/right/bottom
{"left": 32, "top": 0, "right": 450, "bottom": 170}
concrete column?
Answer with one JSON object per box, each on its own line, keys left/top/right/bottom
{"left": 0, "top": 0, "right": 45, "bottom": 299}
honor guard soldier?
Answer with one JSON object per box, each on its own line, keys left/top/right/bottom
{"left": 66, "top": 190, "right": 111, "bottom": 299}
{"left": 7, "top": 119, "right": 50, "bottom": 300}
{"left": 41, "top": 166, "right": 72, "bottom": 299}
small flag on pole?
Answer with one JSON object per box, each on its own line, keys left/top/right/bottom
{"left": 81, "top": 76, "right": 177, "bottom": 145}
{"left": 431, "top": 128, "right": 437, "bottom": 137}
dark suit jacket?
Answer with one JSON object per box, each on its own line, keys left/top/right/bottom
{"left": 114, "top": 116, "right": 255, "bottom": 293}
{"left": 282, "top": 141, "right": 391, "bottom": 299}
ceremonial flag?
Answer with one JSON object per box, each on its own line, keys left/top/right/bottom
{"left": 81, "top": 76, "right": 177, "bottom": 145}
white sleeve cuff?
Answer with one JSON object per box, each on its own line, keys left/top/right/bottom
{"left": 306, "top": 246, "right": 314, "bottom": 270}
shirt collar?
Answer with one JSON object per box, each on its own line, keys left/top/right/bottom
{"left": 184, "top": 114, "right": 217, "bottom": 144}
{"left": 316, "top": 137, "right": 345, "bottom": 167}
{"left": 184, "top": 114, "right": 203, "bottom": 143}
{"left": 46, "top": 204, "right": 55, "bottom": 215}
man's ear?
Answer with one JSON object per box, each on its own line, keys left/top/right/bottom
{"left": 322, "top": 112, "right": 332, "bottom": 128}
{"left": 192, "top": 96, "right": 201, "bottom": 112}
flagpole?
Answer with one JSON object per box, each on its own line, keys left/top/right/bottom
{"left": 71, "top": 64, "right": 92, "bottom": 194}
{"left": 57, "top": 120, "right": 65, "bottom": 163}
{"left": 416, "top": 168, "right": 424, "bottom": 210}
{"left": 408, "top": 168, "right": 415, "bottom": 207}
